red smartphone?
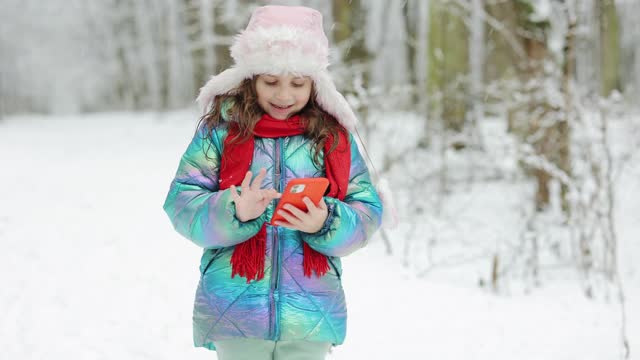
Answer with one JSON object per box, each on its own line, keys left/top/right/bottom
{"left": 270, "top": 177, "right": 330, "bottom": 225}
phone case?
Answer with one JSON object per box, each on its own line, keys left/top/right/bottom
{"left": 270, "top": 177, "right": 330, "bottom": 225}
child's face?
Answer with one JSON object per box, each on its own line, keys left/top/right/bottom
{"left": 255, "top": 74, "right": 312, "bottom": 120}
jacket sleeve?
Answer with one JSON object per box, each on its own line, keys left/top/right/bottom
{"left": 162, "top": 124, "right": 265, "bottom": 249}
{"left": 301, "top": 133, "right": 383, "bottom": 257}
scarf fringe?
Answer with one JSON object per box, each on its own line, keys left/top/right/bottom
{"left": 230, "top": 225, "right": 330, "bottom": 281}
{"left": 303, "top": 242, "right": 330, "bottom": 278}
{"left": 230, "top": 225, "right": 267, "bottom": 283}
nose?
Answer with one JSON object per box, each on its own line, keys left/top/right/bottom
{"left": 274, "top": 87, "right": 291, "bottom": 101}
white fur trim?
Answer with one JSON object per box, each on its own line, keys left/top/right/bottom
{"left": 311, "top": 71, "right": 358, "bottom": 131}
{"left": 195, "top": 68, "right": 247, "bottom": 112}
{"left": 195, "top": 68, "right": 358, "bottom": 131}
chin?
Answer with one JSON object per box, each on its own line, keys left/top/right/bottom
{"left": 269, "top": 108, "right": 298, "bottom": 120}
{"left": 268, "top": 113, "right": 287, "bottom": 120}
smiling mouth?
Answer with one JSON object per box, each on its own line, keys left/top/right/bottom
{"left": 271, "top": 103, "right": 293, "bottom": 110}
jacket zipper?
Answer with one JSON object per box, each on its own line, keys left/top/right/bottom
{"left": 270, "top": 137, "right": 284, "bottom": 340}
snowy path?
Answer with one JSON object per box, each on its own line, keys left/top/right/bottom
{"left": 0, "top": 112, "right": 637, "bottom": 359}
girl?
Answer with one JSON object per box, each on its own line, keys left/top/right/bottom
{"left": 163, "top": 5, "right": 383, "bottom": 360}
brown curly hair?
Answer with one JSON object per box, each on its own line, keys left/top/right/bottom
{"left": 195, "top": 76, "right": 348, "bottom": 167}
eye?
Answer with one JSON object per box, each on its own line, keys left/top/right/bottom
{"left": 265, "top": 81, "right": 277, "bottom": 86}
{"left": 292, "top": 82, "right": 305, "bottom": 88}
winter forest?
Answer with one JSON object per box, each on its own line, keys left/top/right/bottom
{"left": 1, "top": 0, "right": 640, "bottom": 359}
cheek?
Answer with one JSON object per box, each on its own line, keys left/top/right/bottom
{"left": 296, "top": 87, "right": 312, "bottom": 104}
{"left": 256, "top": 86, "right": 271, "bottom": 102}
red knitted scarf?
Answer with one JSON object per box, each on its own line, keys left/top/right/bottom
{"left": 219, "top": 113, "right": 350, "bottom": 283}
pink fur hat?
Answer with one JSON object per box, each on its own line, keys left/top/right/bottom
{"left": 195, "top": 5, "right": 358, "bottom": 131}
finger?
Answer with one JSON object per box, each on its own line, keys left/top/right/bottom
{"left": 256, "top": 191, "right": 272, "bottom": 206}
{"left": 274, "top": 220, "right": 297, "bottom": 230}
{"left": 251, "top": 168, "right": 267, "bottom": 192}
{"left": 262, "top": 189, "right": 281, "bottom": 201}
{"left": 277, "top": 209, "right": 303, "bottom": 226}
{"left": 283, "top": 203, "right": 308, "bottom": 219}
{"left": 229, "top": 185, "right": 240, "bottom": 202}
{"left": 301, "top": 197, "right": 317, "bottom": 212}
{"left": 256, "top": 191, "right": 277, "bottom": 208}
{"left": 318, "top": 198, "right": 328, "bottom": 211}
{"left": 240, "top": 171, "right": 253, "bottom": 192}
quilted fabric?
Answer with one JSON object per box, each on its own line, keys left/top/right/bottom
{"left": 162, "top": 121, "right": 383, "bottom": 350}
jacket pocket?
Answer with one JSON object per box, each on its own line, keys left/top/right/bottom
{"left": 200, "top": 248, "right": 224, "bottom": 277}
{"left": 327, "top": 256, "right": 342, "bottom": 281}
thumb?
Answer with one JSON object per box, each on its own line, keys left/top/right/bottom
{"left": 262, "top": 189, "right": 281, "bottom": 201}
{"left": 318, "top": 198, "right": 328, "bottom": 211}
{"left": 229, "top": 185, "right": 240, "bottom": 202}
{"left": 270, "top": 189, "right": 282, "bottom": 198}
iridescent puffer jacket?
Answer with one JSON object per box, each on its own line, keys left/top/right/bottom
{"left": 162, "top": 117, "right": 383, "bottom": 351}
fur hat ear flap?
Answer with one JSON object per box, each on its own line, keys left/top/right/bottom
{"left": 195, "top": 68, "right": 247, "bottom": 114}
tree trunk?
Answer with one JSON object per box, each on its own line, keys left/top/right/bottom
{"left": 509, "top": 1, "right": 572, "bottom": 213}
{"left": 599, "top": 0, "right": 620, "bottom": 96}
{"left": 213, "top": 1, "right": 233, "bottom": 73}
{"left": 429, "top": 0, "right": 468, "bottom": 132}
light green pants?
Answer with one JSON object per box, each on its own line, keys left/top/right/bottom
{"left": 214, "top": 339, "right": 332, "bottom": 360}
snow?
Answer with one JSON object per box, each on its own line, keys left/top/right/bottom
{"left": 529, "top": 0, "right": 553, "bottom": 23}
{"left": 0, "top": 110, "right": 638, "bottom": 359}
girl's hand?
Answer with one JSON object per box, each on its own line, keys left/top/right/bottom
{"left": 274, "top": 197, "right": 329, "bottom": 233}
{"left": 230, "top": 168, "right": 281, "bottom": 222}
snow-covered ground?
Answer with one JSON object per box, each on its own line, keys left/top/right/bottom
{"left": 0, "top": 111, "right": 638, "bottom": 359}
